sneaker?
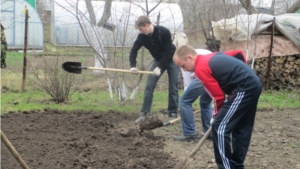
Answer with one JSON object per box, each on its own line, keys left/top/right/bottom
{"left": 134, "top": 112, "right": 150, "bottom": 124}
{"left": 168, "top": 113, "right": 177, "bottom": 121}
{"left": 200, "top": 132, "right": 212, "bottom": 140}
{"left": 173, "top": 135, "right": 197, "bottom": 142}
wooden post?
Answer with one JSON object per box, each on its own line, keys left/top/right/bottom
{"left": 266, "top": 18, "right": 275, "bottom": 90}
{"left": 22, "top": 6, "right": 29, "bottom": 92}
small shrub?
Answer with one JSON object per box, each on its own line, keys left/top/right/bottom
{"left": 31, "top": 56, "right": 84, "bottom": 103}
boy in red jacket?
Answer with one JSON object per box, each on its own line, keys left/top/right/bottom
{"left": 173, "top": 45, "right": 262, "bottom": 169}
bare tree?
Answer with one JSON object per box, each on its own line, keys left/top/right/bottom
{"left": 84, "top": 0, "right": 97, "bottom": 25}
{"left": 54, "top": 0, "right": 175, "bottom": 102}
{"left": 54, "top": 0, "right": 116, "bottom": 99}
{"left": 239, "top": 0, "right": 258, "bottom": 14}
{"left": 287, "top": 0, "right": 300, "bottom": 13}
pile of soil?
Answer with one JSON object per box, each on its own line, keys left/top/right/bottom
{"left": 1, "top": 110, "right": 176, "bottom": 169}
{"left": 139, "top": 116, "right": 163, "bottom": 133}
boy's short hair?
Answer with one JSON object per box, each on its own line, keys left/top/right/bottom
{"left": 175, "top": 45, "right": 197, "bottom": 60}
{"left": 135, "top": 16, "right": 152, "bottom": 29}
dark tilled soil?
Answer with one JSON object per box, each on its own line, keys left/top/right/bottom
{"left": 1, "top": 108, "right": 300, "bottom": 169}
{"left": 1, "top": 110, "right": 176, "bottom": 169}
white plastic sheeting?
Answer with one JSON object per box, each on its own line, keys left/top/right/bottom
{"left": 275, "top": 14, "right": 300, "bottom": 50}
{"left": 212, "top": 13, "right": 300, "bottom": 50}
{"left": 1, "top": 0, "right": 44, "bottom": 49}
{"left": 52, "top": 1, "right": 184, "bottom": 47}
{"left": 212, "top": 14, "right": 274, "bottom": 43}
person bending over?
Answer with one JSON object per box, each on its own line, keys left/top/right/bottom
{"left": 174, "top": 49, "right": 213, "bottom": 142}
{"left": 173, "top": 45, "right": 262, "bottom": 169}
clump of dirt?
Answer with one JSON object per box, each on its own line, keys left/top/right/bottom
{"left": 1, "top": 110, "right": 176, "bottom": 169}
{"left": 139, "top": 116, "right": 163, "bottom": 133}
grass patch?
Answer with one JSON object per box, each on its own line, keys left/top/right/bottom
{"left": 258, "top": 90, "right": 300, "bottom": 109}
{"left": 290, "top": 143, "right": 297, "bottom": 149}
{"left": 1, "top": 89, "right": 299, "bottom": 114}
{"left": 6, "top": 52, "right": 30, "bottom": 67}
{"left": 1, "top": 89, "right": 170, "bottom": 113}
{"left": 1, "top": 70, "right": 24, "bottom": 91}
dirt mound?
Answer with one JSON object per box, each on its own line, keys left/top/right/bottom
{"left": 139, "top": 116, "right": 163, "bottom": 133}
{"left": 1, "top": 110, "right": 176, "bottom": 169}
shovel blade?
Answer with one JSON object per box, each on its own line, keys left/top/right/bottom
{"left": 62, "top": 62, "right": 82, "bottom": 74}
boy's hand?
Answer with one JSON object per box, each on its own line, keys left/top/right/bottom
{"left": 153, "top": 67, "right": 161, "bottom": 76}
{"left": 130, "top": 67, "right": 139, "bottom": 74}
{"left": 210, "top": 118, "right": 214, "bottom": 125}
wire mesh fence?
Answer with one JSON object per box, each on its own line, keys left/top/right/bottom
{"left": 1, "top": 0, "right": 212, "bottom": 96}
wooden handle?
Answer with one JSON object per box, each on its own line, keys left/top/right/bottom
{"left": 173, "top": 126, "right": 212, "bottom": 169}
{"left": 169, "top": 110, "right": 200, "bottom": 124}
{"left": 1, "top": 130, "right": 30, "bottom": 169}
{"left": 87, "top": 67, "right": 154, "bottom": 74}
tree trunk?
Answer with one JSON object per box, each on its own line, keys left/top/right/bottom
{"left": 97, "top": 0, "right": 112, "bottom": 27}
{"left": 287, "top": 0, "right": 300, "bottom": 13}
{"left": 84, "top": 0, "right": 96, "bottom": 26}
{"left": 239, "top": 0, "right": 257, "bottom": 14}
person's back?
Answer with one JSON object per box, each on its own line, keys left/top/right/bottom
{"left": 197, "top": 52, "right": 261, "bottom": 94}
{"left": 130, "top": 25, "right": 175, "bottom": 67}
{"left": 195, "top": 51, "right": 261, "bottom": 116}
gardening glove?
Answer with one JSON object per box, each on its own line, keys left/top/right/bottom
{"left": 210, "top": 118, "right": 214, "bottom": 125}
{"left": 153, "top": 67, "right": 161, "bottom": 76}
{"left": 130, "top": 67, "right": 139, "bottom": 74}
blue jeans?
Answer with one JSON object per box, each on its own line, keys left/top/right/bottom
{"left": 141, "top": 59, "right": 179, "bottom": 116}
{"left": 180, "top": 78, "right": 212, "bottom": 136}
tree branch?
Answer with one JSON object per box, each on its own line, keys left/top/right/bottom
{"left": 287, "top": 0, "right": 300, "bottom": 13}
{"left": 97, "top": 0, "right": 112, "bottom": 27}
{"left": 239, "top": 0, "right": 257, "bottom": 14}
{"left": 84, "top": 0, "right": 96, "bottom": 26}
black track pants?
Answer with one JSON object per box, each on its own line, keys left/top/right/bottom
{"left": 212, "top": 85, "right": 262, "bottom": 169}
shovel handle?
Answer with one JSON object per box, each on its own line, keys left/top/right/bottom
{"left": 86, "top": 67, "right": 154, "bottom": 74}
{"left": 164, "top": 110, "right": 200, "bottom": 126}
{"left": 173, "top": 127, "right": 212, "bottom": 169}
{"left": 1, "top": 130, "right": 30, "bottom": 169}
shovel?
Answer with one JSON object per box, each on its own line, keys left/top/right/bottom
{"left": 163, "top": 110, "right": 200, "bottom": 126}
{"left": 173, "top": 126, "right": 212, "bottom": 169}
{"left": 62, "top": 62, "right": 154, "bottom": 74}
{"left": 140, "top": 110, "right": 201, "bottom": 132}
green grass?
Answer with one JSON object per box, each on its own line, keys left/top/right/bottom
{"left": 1, "top": 89, "right": 299, "bottom": 114}
{"left": 6, "top": 52, "right": 30, "bottom": 67}
{"left": 258, "top": 90, "right": 300, "bottom": 109}
{"left": 290, "top": 143, "right": 297, "bottom": 149}
{"left": 0, "top": 89, "right": 170, "bottom": 113}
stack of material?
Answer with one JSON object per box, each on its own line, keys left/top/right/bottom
{"left": 250, "top": 55, "right": 300, "bottom": 90}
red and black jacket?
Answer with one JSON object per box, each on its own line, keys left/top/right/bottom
{"left": 194, "top": 50, "right": 261, "bottom": 117}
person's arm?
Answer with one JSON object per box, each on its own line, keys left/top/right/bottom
{"left": 129, "top": 35, "right": 143, "bottom": 68}
{"left": 223, "top": 50, "right": 247, "bottom": 63}
{"left": 157, "top": 28, "right": 174, "bottom": 68}
{"left": 195, "top": 56, "right": 225, "bottom": 118}
{"left": 200, "top": 75, "right": 225, "bottom": 118}
{"left": 181, "top": 69, "right": 193, "bottom": 90}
